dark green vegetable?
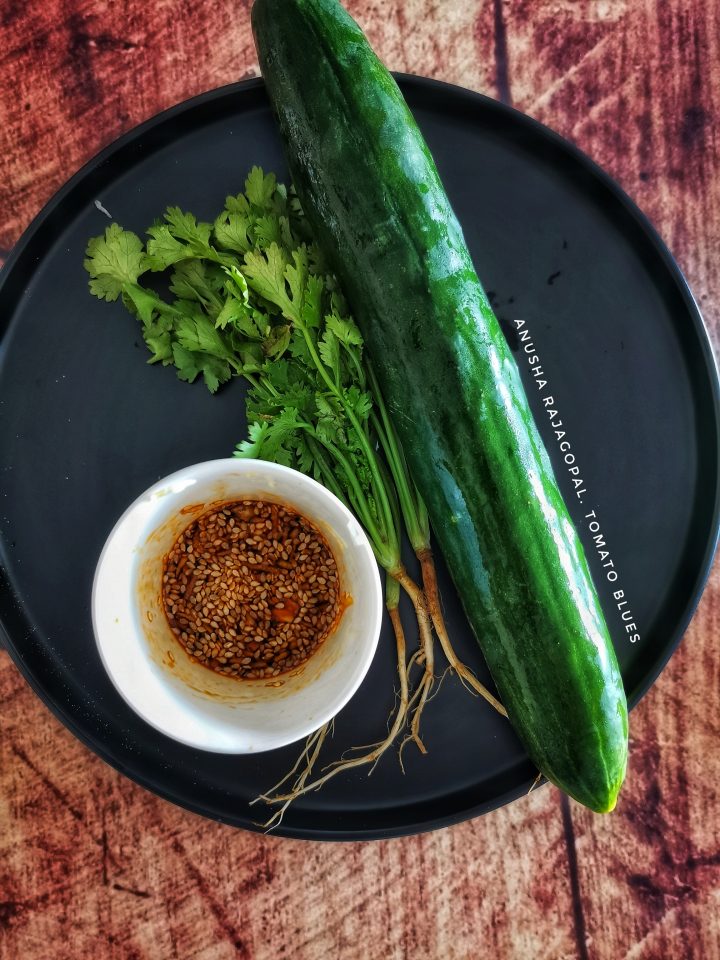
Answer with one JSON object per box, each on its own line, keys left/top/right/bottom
{"left": 252, "top": 0, "right": 628, "bottom": 812}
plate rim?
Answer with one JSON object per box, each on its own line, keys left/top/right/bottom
{"left": 1, "top": 74, "right": 719, "bottom": 840}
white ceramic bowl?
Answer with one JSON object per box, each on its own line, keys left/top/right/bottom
{"left": 92, "top": 459, "right": 383, "bottom": 753}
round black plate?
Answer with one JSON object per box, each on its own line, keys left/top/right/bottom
{"left": 1, "top": 77, "right": 718, "bottom": 840}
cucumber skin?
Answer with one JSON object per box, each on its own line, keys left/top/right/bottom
{"left": 252, "top": 0, "right": 628, "bottom": 812}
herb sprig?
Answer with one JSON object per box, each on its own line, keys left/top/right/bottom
{"left": 85, "top": 168, "right": 503, "bottom": 826}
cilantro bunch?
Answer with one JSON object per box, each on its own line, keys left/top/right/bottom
{"left": 85, "top": 168, "right": 427, "bottom": 572}
{"left": 85, "top": 169, "right": 503, "bottom": 822}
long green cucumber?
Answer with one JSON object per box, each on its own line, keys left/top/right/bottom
{"left": 252, "top": 0, "right": 628, "bottom": 812}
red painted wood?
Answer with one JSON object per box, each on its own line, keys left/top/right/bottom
{"left": 1, "top": 1, "right": 719, "bottom": 957}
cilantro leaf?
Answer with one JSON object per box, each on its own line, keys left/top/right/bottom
{"left": 318, "top": 328, "right": 341, "bottom": 383}
{"left": 235, "top": 406, "right": 303, "bottom": 468}
{"left": 215, "top": 297, "right": 265, "bottom": 339}
{"left": 284, "top": 245, "right": 308, "bottom": 300}
{"left": 344, "top": 385, "right": 372, "bottom": 421}
{"left": 243, "top": 243, "right": 295, "bottom": 319}
{"left": 254, "top": 214, "right": 288, "bottom": 249}
{"left": 84, "top": 225, "right": 146, "bottom": 300}
{"left": 145, "top": 225, "right": 192, "bottom": 271}
{"left": 293, "top": 432, "right": 314, "bottom": 472}
{"left": 288, "top": 328, "right": 313, "bottom": 366}
{"left": 169, "top": 260, "right": 225, "bottom": 313}
{"left": 261, "top": 406, "right": 304, "bottom": 463}
{"left": 223, "top": 265, "right": 250, "bottom": 304}
{"left": 224, "top": 192, "right": 252, "bottom": 217}
{"left": 315, "top": 395, "right": 338, "bottom": 420}
{"left": 300, "top": 275, "right": 324, "bottom": 330}
{"left": 164, "top": 207, "right": 213, "bottom": 248}
{"left": 141, "top": 314, "right": 175, "bottom": 364}
{"left": 174, "top": 313, "right": 234, "bottom": 361}
{"left": 315, "top": 414, "right": 340, "bottom": 449}
{"left": 233, "top": 339, "right": 264, "bottom": 372}
{"left": 214, "top": 211, "right": 253, "bottom": 254}
{"left": 326, "top": 313, "right": 363, "bottom": 349}
{"left": 235, "top": 420, "right": 269, "bottom": 459}
{"left": 245, "top": 166, "right": 277, "bottom": 210}
{"left": 145, "top": 209, "right": 217, "bottom": 271}
{"left": 172, "top": 343, "right": 232, "bottom": 394}
{"left": 260, "top": 361, "right": 314, "bottom": 413}
{"left": 280, "top": 216, "right": 295, "bottom": 250}
{"left": 263, "top": 324, "right": 292, "bottom": 359}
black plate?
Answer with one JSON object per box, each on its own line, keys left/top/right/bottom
{"left": 1, "top": 77, "right": 718, "bottom": 840}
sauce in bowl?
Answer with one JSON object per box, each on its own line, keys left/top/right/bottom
{"left": 161, "top": 499, "right": 341, "bottom": 680}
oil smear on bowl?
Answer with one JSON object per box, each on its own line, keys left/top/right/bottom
{"left": 136, "top": 483, "right": 353, "bottom": 709}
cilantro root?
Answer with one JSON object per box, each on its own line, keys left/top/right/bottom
{"left": 251, "top": 721, "right": 332, "bottom": 831}
{"left": 417, "top": 549, "right": 507, "bottom": 718}
{"left": 392, "top": 566, "right": 435, "bottom": 755}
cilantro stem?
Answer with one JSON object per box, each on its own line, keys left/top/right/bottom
{"left": 305, "top": 438, "right": 349, "bottom": 507}
{"left": 345, "top": 345, "right": 366, "bottom": 389}
{"left": 243, "top": 372, "right": 264, "bottom": 393}
{"left": 126, "top": 283, "right": 182, "bottom": 318}
{"left": 366, "top": 363, "right": 430, "bottom": 551}
{"left": 376, "top": 453, "right": 402, "bottom": 549}
{"left": 299, "top": 327, "right": 397, "bottom": 560}
{"left": 258, "top": 374, "right": 281, "bottom": 398}
{"left": 385, "top": 571, "right": 400, "bottom": 610}
{"left": 305, "top": 428, "right": 400, "bottom": 571}
{"left": 309, "top": 429, "right": 398, "bottom": 570}
{"left": 334, "top": 337, "right": 367, "bottom": 390}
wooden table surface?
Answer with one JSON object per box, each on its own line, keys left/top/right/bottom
{"left": 2, "top": 1, "right": 719, "bottom": 958}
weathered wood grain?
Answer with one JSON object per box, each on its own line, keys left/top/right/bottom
{"left": 1, "top": 1, "right": 719, "bottom": 958}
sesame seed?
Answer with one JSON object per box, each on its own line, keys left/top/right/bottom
{"left": 161, "top": 499, "right": 341, "bottom": 681}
